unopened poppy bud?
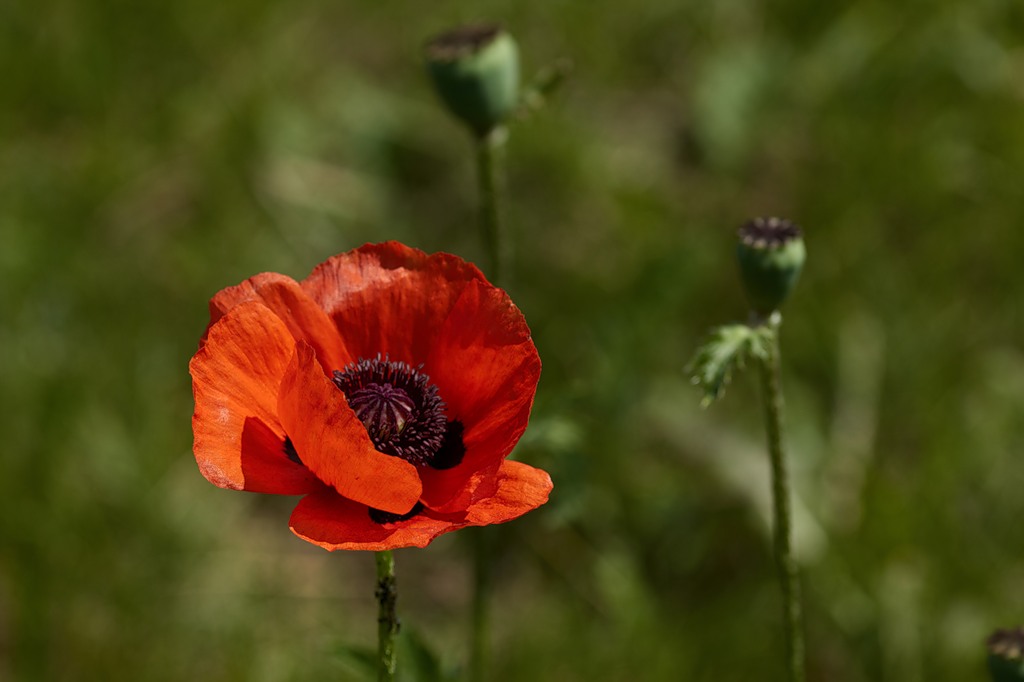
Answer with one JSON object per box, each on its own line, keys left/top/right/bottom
{"left": 736, "top": 216, "right": 806, "bottom": 315}
{"left": 988, "top": 627, "right": 1024, "bottom": 681}
{"left": 425, "top": 23, "right": 519, "bottom": 138}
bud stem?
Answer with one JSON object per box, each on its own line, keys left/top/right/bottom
{"left": 756, "top": 317, "right": 806, "bottom": 682}
{"left": 476, "top": 126, "right": 509, "bottom": 286}
{"left": 375, "top": 551, "right": 399, "bottom": 682}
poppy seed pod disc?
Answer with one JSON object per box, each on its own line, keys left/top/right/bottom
{"left": 988, "top": 628, "right": 1024, "bottom": 682}
{"left": 736, "top": 217, "right": 806, "bottom": 315}
{"left": 425, "top": 24, "right": 519, "bottom": 137}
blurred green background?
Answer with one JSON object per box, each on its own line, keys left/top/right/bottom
{"left": 4, "top": 0, "right": 1024, "bottom": 679}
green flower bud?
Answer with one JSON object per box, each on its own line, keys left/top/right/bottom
{"left": 425, "top": 24, "right": 519, "bottom": 138}
{"left": 988, "top": 628, "right": 1024, "bottom": 682}
{"left": 736, "top": 217, "right": 806, "bottom": 315}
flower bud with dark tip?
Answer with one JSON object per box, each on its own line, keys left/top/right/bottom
{"left": 736, "top": 217, "right": 806, "bottom": 315}
{"left": 425, "top": 23, "right": 519, "bottom": 138}
{"left": 988, "top": 627, "right": 1024, "bottom": 682}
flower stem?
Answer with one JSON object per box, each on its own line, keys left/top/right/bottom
{"left": 475, "top": 126, "right": 508, "bottom": 285}
{"left": 756, "top": 317, "right": 806, "bottom": 682}
{"left": 469, "top": 125, "right": 508, "bottom": 682}
{"left": 375, "top": 550, "right": 399, "bottom": 682}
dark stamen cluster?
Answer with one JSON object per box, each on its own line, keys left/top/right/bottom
{"left": 739, "top": 217, "right": 802, "bottom": 249}
{"left": 332, "top": 356, "right": 448, "bottom": 467}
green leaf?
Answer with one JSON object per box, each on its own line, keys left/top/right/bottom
{"left": 334, "top": 628, "right": 453, "bottom": 682}
{"left": 686, "top": 323, "right": 770, "bottom": 406}
{"left": 398, "top": 627, "right": 446, "bottom": 682}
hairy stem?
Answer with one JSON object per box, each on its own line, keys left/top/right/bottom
{"left": 375, "top": 551, "right": 399, "bottom": 682}
{"left": 475, "top": 127, "right": 508, "bottom": 285}
{"left": 757, "top": 321, "right": 806, "bottom": 682}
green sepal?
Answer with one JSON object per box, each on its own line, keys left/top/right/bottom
{"left": 514, "top": 58, "right": 572, "bottom": 121}
{"left": 687, "top": 323, "right": 772, "bottom": 407}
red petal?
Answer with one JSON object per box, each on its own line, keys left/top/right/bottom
{"left": 300, "top": 242, "right": 485, "bottom": 365}
{"left": 190, "top": 301, "right": 323, "bottom": 494}
{"left": 462, "top": 460, "right": 552, "bottom": 525}
{"left": 419, "top": 279, "right": 541, "bottom": 508}
{"left": 277, "top": 342, "right": 423, "bottom": 513}
{"left": 289, "top": 490, "right": 463, "bottom": 551}
{"left": 422, "top": 462, "right": 501, "bottom": 514}
{"left": 288, "top": 459, "right": 552, "bottom": 551}
{"left": 202, "top": 272, "right": 351, "bottom": 373}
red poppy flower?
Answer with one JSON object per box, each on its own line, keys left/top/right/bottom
{"left": 189, "top": 242, "right": 552, "bottom": 550}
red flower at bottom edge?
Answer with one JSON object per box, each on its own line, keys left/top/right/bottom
{"left": 189, "top": 242, "right": 552, "bottom": 551}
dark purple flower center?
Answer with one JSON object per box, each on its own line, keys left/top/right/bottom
{"left": 332, "top": 356, "right": 449, "bottom": 467}
{"left": 280, "top": 355, "right": 466, "bottom": 525}
{"left": 348, "top": 382, "right": 417, "bottom": 442}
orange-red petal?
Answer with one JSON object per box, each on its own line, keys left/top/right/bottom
{"left": 277, "top": 342, "right": 423, "bottom": 514}
{"left": 190, "top": 301, "right": 323, "bottom": 494}
{"left": 202, "top": 272, "right": 351, "bottom": 373}
{"left": 300, "top": 242, "right": 485, "bottom": 365}
{"left": 289, "top": 460, "right": 552, "bottom": 551}
{"left": 462, "top": 460, "right": 553, "bottom": 525}
{"left": 419, "top": 279, "right": 541, "bottom": 509}
{"left": 421, "top": 462, "right": 502, "bottom": 514}
{"left": 289, "top": 491, "right": 463, "bottom": 551}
